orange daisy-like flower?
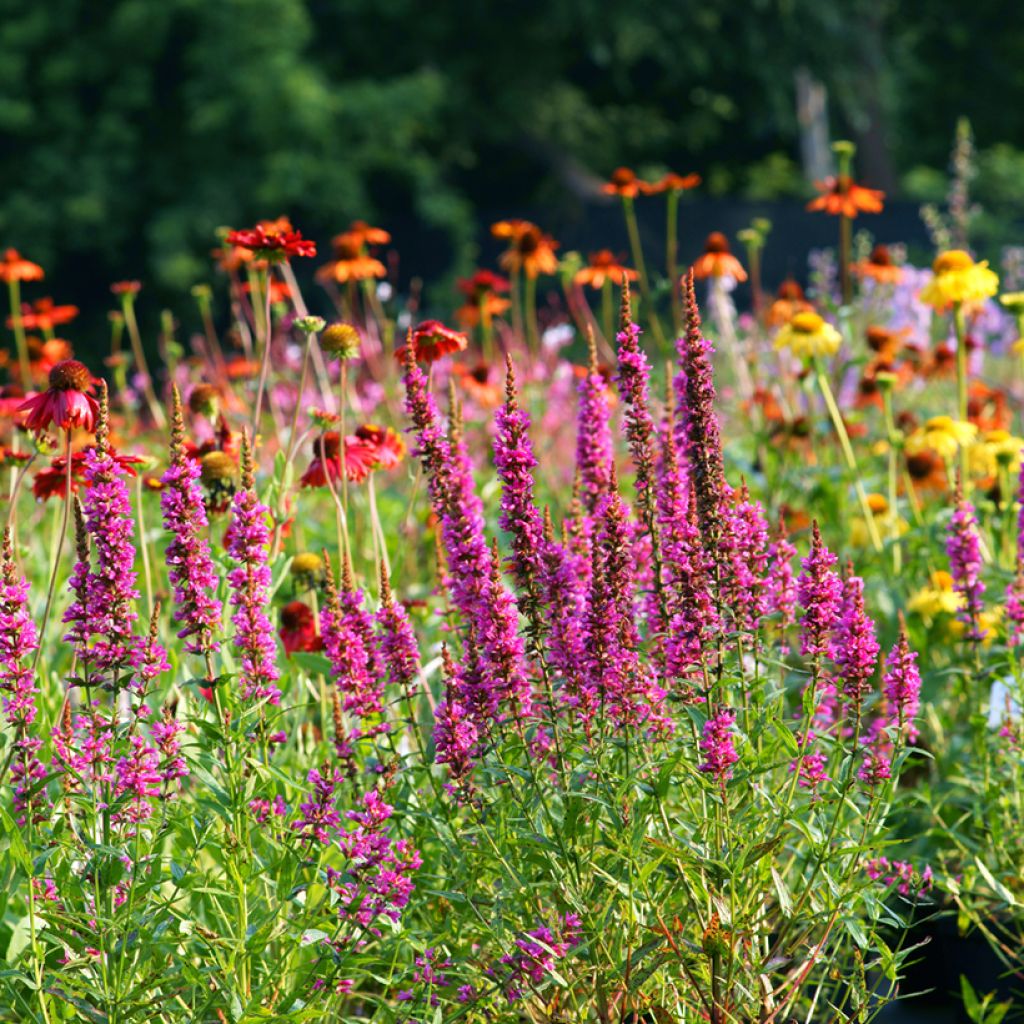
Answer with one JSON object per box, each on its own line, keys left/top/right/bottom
{"left": 492, "top": 220, "right": 559, "bottom": 279}
{"left": 865, "top": 325, "right": 910, "bottom": 359}
{"left": 29, "top": 338, "right": 74, "bottom": 381}
{"left": 340, "top": 221, "right": 391, "bottom": 249}
{"left": 394, "top": 320, "right": 468, "bottom": 365}
{"left": 453, "top": 362, "right": 503, "bottom": 408}
{"left": 353, "top": 424, "right": 406, "bottom": 471}
{"left": 905, "top": 448, "right": 947, "bottom": 494}
{"left": 316, "top": 232, "right": 387, "bottom": 285}
{"left": 225, "top": 223, "right": 316, "bottom": 261}
{"left": 765, "top": 278, "right": 815, "bottom": 327}
{"left": 690, "top": 233, "right": 747, "bottom": 282}
{"left": 806, "top": 176, "right": 885, "bottom": 218}
{"left": 853, "top": 244, "right": 903, "bottom": 284}
{"left": 111, "top": 281, "right": 142, "bottom": 296}
{"left": 455, "top": 269, "right": 512, "bottom": 327}
{"left": 573, "top": 251, "right": 638, "bottom": 290}
{"left": 602, "top": 167, "right": 644, "bottom": 199}
{"left": 9, "top": 298, "right": 79, "bottom": 332}
{"left": 456, "top": 293, "right": 511, "bottom": 329}
{"left": 639, "top": 171, "right": 702, "bottom": 195}
{"left": 0, "top": 249, "right": 44, "bottom": 283}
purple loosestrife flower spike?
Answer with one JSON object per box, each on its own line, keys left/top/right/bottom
{"left": 657, "top": 424, "right": 717, "bottom": 687}
{"left": 63, "top": 381, "right": 161, "bottom": 686}
{"left": 834, "top": 567, "right": 880, "bottom": 707}
{"left": 882, "top": 617, "right": 922, "bottom": 742}
{"left": 575, "top": 328, "right": 614, "bottom": 514}
{"left": 402, "top": 347, "right": 530, "bottom": 723}
{"left": 947, "top": 477, "right": 986, "bottom": 642}
{"left": 376, "top": 565, "right": 421, "bottom": 703}
{"left": 699, "top": 708, "right": 739, "bottom": 780}
{"left": 495, "top": 360, "right": 586, "bottom": 709}
{"left": 584, "top": 484, "right": 670, "bottom": 735}
{"left": 494, "top": 358, "right": 546, "bottom": 602}
{"left": 615, "top": 281, "right": 661, "bottom": 541}
{"left": 540, "top": 508, "right": 588, "bottom": 708}
{"left": 292, "top": 762, "right": 345, "bottom": 846}
{"left": 766, "top": 513, "right": 798, "bottom": 630}
{"left": 0, "top": 531, "right": 45, "bottom": 824}
{"left": 1007, "top": 557, "right": 1024, "bottom": 645}
{"left": 161, "top": 385, "right": 223, "bottom": 661}
{"left": 434, "top": 644, "right": 479, "bottom": 790}
{"left": 321, "top": 555, "right": 387, "bottom": 738}
{"left": 796, "top": 521, "right": 843, "bottom": 660}
{"left": 225, "top": 433, "right": 281, "bottom": 705}
{"left": 719, "top": 482, "right": 771, "bottom": 633}
{"left": 677, "top": 271, "right": 727, "bottom": 549}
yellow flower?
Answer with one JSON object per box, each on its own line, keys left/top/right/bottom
{"left": 969, "top": 429, "right": 1024, "bottom": 478}
{"left": 905, "top": 416, "right": 978, "bottom": 461}
{"left": 850, "top": 494, "right": 908, "bottom": 547}
{"left": 999, "top": 291, "right": 1024, "bottom": 315}
{"left": 773, "top": 311, "right": 842, "bottom": 360}
{"left": 950, "top": 605, "right": 1003, "bottom": 644}
{"left": 907, "top": 570, "right": 964, "bottom": 619}
{"left": 919, "top": 250, "right": 999, "bottom": 311}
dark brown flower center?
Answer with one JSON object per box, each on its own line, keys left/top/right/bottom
{"left": 704, "top": 233, "right": 730, "bottom": 254}
{"left": 48, "top": 360, "right": 91, "bottom": 392}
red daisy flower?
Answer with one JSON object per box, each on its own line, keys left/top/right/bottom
{"left": 354, "top": 424, "right": 407, "bottom": 471}
{"left": 18, "top": 360, "right": 100, "bottom": 434}
{"left": 279, "top": 601, "right": 322, "bottom": 654}
{"left": 299, "top": 431, "right": 378, "bottom": 488}
{"left": 32, "top": 447, "right": 144, "bottom": 501}
{"left": 393, "top": 320, "right": 468, "bottom": 365}
{"left": 224, "top": 224, "right": 316, "bottom": 262}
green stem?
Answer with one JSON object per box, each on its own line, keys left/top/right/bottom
{"left": 601, "top": 281, "right": 613, "bottom": 344}
{"left": 666, "top": 190, "right": 681, "bottom": 334}
{"left": 881, "top": 389, "right": 902, "bottom": 573}
{"left": 250, "top": 266, "right": 274, "bottom": 437}
{"left": 839, "top": 215, "right": 852, "bottom": 306}
{"left": 122, "top": 295, "right": 166, "bottom": 428}
{"left": 622, "top": 196, "right": 665, "bottom": 347}
{"left": 7, "top": 279, "right": 30, "bottom": 392}
{"left": 814, "top": 362, "right": 883, "bottom": 552}
{"left": 953, "top": 301, "right": 970, "bottom": 487}
{"left": 523, "top": 274, "right": 539, "bottom": 353}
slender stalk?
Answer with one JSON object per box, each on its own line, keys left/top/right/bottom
{"left": 839, "top": 215, "right": 852, "bottom": 306}
{"left": 121, "top": 294, "right": 166, "bottom": 428}
{"left": 814, "top": 362, "right": 883, "bottom": 552}
{"left": 523, "top": 273, "right": 539, "bottom": 353}
{"left": 7, "top": 279, "right": 30, "bottom": 392}
{"left": 881, "top": 387, "right": 903, "bottom": 572}
{"left": 953, "top": 301, "right": 971, "bottom": 487}
{"left": 622, "top": 196, "right": 665, "bottom": 347}
{"left": 250, "top": 266, "right": 274, "bottom": 437}
{"left": 600, "top": 280, "right": 613, "bottom": 344}
{"left": 666, "top": 189, "right": 681, "bottom": 334}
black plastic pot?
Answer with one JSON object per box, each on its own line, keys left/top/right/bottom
{"left": 879, "top": 917, "right": 1021, "bottom": 1022}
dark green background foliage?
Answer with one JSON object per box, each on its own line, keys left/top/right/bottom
{"left": 0, "top": 0, "right": 1022, "bottom": 305}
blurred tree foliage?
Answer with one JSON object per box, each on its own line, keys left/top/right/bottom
{"left": 0, "top": 0, "right": 1020, "bottom": 305}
